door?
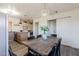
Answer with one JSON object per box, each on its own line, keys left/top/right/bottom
{"left": 48, "top": 20, "right": 56, "bottom": 36}
{"left": 0, "top": 14, "right": 6, "bottom": 56}
{"left": 35, "top": 22, "right": 39, "bottom": 37}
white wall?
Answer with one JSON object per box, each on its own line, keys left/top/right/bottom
{"left": 0, "top": 13, "right": 6, "bottom": 56}
{"left": 33, "top": 9, "right": 79, "bottom": 49}
{"left": 33, "top": 16, "right": 48, "bottom": 36}
{"left": 56, "top": 9, "right": 79, "bottom": 49}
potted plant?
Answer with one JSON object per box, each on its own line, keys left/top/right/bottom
{"left": 40, "top": 26, "right": 49, "bottom": 40}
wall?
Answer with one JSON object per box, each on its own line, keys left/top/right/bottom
{"left": 33, "top": 9, "right": 79, "bottom": 49}
{"left": 56, "top": 9, "right": 79, "bottom": 49}
{"left": 33, "top": 16, "right": 52, "bottom": 36}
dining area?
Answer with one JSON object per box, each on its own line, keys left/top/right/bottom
{"left": 23, "top": 37, "right": 61, "bottom": 56}
{"left": 9, "top": 32, "right": 61, "bottom": 56}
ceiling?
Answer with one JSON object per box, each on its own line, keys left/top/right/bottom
{"left": 0, "top": 3, "right": 79, "bottom": 19}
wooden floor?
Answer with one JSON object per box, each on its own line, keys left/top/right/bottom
{"left": 61, "top": 45, "right": 79, "bottom": 56}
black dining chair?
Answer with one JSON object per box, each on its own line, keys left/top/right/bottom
{"left": 51, "top": 34, "right": 57, "bottom": 37}
{"left": 48, "top": 38, "right": 61, "bottom": 56}
{"left": 54, "top": 39, "right": 61, "bottom": 56}
{"left": 48, "top": 45, "right": 57, "bottom": 56}
{"left": 37, "top": 35, "right": 42, "bottom": 38}
{"left": 28, "top": 36, "right": 35, "bottom": 40}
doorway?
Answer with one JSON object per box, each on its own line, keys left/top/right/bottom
{"left": 48, "top": 19, "right": 56, "bottom": 36}
{"left": 35, "top": 22, "right": 39, "bottom": 37}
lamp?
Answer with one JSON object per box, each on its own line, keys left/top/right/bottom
{"left": 41, "top": 4, "right": 49, "bottom": 16}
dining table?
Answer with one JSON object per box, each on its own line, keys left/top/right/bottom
{"left": 21, "top": 37, "right": 59, "bottom": 56}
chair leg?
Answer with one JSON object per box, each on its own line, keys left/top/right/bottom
{"left": 58, "top": 48, "right": 60, "bottom": 56}
{"left": 9, "top": 50, "right": 16, "bottom": 56}
{"left": 55, "top": 48, "right": 60, "bottom": 56}
{"left": 54, "top": 46, "right": 57, "bottom": 56}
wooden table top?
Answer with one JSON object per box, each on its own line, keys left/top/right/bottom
{"left": 21, "top": 37, "right": 59, "bottom": 56}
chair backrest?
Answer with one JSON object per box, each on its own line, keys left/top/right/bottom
{"left": 30, "top": 32, "right": 33, "bottom": 36}
{"left": 51, "top": 34, "right": 57, "bottom": 37}
{"left": 57, "top": 39, "right": 61, "bottom": 48}
{"left": 37, "top": 35, "right": 42, "bottom": 38}
{"left": 28, "top": 36, "right": 35, "bottom": 40}
{"left": 48, "top": 45, "right": 56, "bottom": 56}
{"left": 54, "top": 38, "right": 62, "bottom": 56}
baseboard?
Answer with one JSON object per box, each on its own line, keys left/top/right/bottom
{"left": 61, "top": 42, "right": 79, "bottom": 49}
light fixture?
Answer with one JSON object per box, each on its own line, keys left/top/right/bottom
{"left": 41, "top": 4, "right": 49, "bottom": 16}
{"left": 0, "top": 8, "right": 20, "bottom": 15}
{"left": 42, "top": 9, "right": 48, "bottom": 16}
{"left": 41, "top": 4, "right": 58, "bottom": 17}
{"left": 11, "top": 10, "right": 20, "bottom": 15}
